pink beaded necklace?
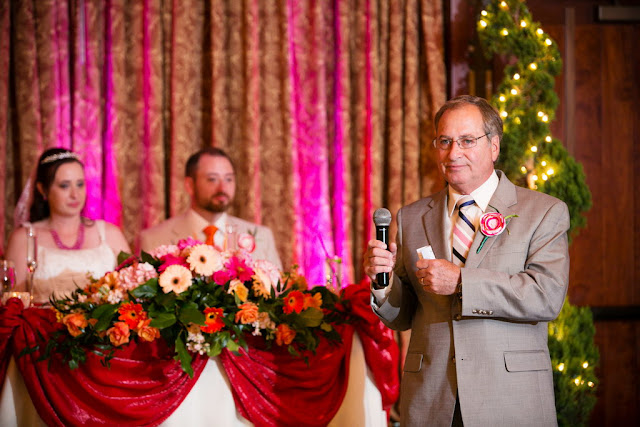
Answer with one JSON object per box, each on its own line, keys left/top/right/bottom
{"left": 50, "top": 221, "right": 85, "bottom": 250}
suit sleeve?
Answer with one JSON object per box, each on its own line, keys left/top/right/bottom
{"left": 371, "top": 207, "right": 418, "bottom": 331}
{"left": 461, "top": 199, "right": 570, "bottom": 322}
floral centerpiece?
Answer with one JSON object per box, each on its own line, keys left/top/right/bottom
{"left": 32, "top": 238, "right": 349, "bottom": 377}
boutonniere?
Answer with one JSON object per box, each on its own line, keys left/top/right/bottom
{"left": 476, "top": 206, "right": 518, "bottom": 253}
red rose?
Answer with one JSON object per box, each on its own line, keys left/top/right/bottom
{"left": 479, "top": 212, "right": 506, "bottom": 236}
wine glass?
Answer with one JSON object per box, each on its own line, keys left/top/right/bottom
{"left": 1, "top": 260, "right": 16, "bottom": 304}
{"left": 26, "top": 225, "right": 38, "bottom": 301}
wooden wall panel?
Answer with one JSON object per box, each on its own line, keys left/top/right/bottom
{"left": 569, "top": 25, "right": 604, "bottom": 305}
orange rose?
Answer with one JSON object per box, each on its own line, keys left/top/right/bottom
{"left": 235, "top": 302, "right": 259, "bottom": 324}
{"left": 135, "top": 318, "right": 161, "bottom": 342}
{"left": 62, "top": 313, "right": 88, "bottom": 337}
{"left": 107, "top": 321, "right": 131, "bottom": 346}
{"left": 275, "top": 323, "right": 296, "bottom": 346}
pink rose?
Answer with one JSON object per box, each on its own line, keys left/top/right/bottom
{"left": 479, "top": 212, "right": 506, "bottom": 236}
{"left": 237, "top": 233, "right": 256, "bottom": 253}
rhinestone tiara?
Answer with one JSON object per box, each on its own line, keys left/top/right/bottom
{"left": 41, "top": 152, "right": 79, "bottom": 165}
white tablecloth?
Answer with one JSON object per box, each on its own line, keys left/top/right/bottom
{"left": 1, "top": 335, "right": 386, "bottom": 426}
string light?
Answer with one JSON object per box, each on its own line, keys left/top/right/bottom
{"left": 480, "top": 20, "right": 488, "bottom": 28}
{"left": 547, "top": 168, "right": 554, "bottom": 175}
{"left": 514, "top": 117, "right": 521, "bottom": 124}
{"left": 500, "top": 1, "right": 508, "bottom": 8}
{"left": 500, "top": 111, "right": 508, "bottom": 118}
{"left": 537, "top": 28, "right": 544, "bottom": 35}
{"left": 557, "top": 363, "right": 565, "bottom": 371}
{"left": 541, "top": 161, "right": 547, "bottom": 166}
{"left": 530, "top": 63, "right": 538, "bottom": 70}
{"left": 513, "top": 73, "right": 520, "bottom": 80}
{"left": 545, "top": 38, "right": 552, "bottom": 46}
{"left": 582, "top": 362, "right": 589, "bottom": 369}
{"left": 542, "top": 115, "right": 549, "bottom": 122}
{"left": 538, "top": 111, "right": 545, "bottom": 117}
{"left": 545, "top": 135, "right": 552, "bottom": 142}
{"left": 588, "top": 382, "right": 594, "bottom": 388}
{"left": 499, "top": 95, "right": 506, "bottom": 102}
{"left": 501, "top": 28, "right": 509, "bottom": 36}
{"left": 511, "top": 88, "right": 518, "bottom": 95}
{"left": 481, "top": 10, "right": 488, "bottom": 16}
{"left": 521, "top": 166, "right": 527, "bottom": 173}
{"left": 520, "top": 20, "right": 527, "bottom": 28}
{"left": 542, "top": 174, "right": 548, "bottom": 181}
{"left": 531, "top": 146, "right": 538, "bottom": 153}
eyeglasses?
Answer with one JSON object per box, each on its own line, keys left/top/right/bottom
{"left": 432, "top": 133, "right": 490, "bottom": 150}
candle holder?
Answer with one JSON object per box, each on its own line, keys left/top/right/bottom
{"left": 324, "top": 256, "right": 343, "bottom": 293}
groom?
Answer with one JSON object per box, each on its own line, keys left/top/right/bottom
{"left": 364, "top": 95, "right": 569, "bottom": 426}
{"left": 139, "top": 147, "right": 282, "bottom": 270}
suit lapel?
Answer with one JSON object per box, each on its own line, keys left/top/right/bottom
{"left": 422, "top": 190, "right": 449, "bottom": 261}
{"left": 465, "top": 171, "right": 518, "bottom": 268}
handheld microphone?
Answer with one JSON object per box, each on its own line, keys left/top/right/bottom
{"left": 373, "top": 208, "right": 392, "bottom": 288}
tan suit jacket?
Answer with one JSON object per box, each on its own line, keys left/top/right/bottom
{"left": 374, "top": 171, "right": 569, "bottom": 426}
{"left": 139, "top": 210, "right": 282, "bottom": 270}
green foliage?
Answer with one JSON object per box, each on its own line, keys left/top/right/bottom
{"left": 477, "top": 0, "right": 591, "bottom": 240}
{"left": 548, "top": 299, "right": 599, "bottom": 426}
{"left": 478, "top": 1, "right": 597, "bottom": 424}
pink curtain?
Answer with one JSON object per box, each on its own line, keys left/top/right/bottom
{"left": 0, "top": 0, "right": 446, "bottom": 284}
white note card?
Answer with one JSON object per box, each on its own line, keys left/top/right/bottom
{"left": 416, "top": 245, "right": 435, "bottom": 260}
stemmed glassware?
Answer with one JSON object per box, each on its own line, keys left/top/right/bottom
{"left": 26, "top": 225, "right": 38, "bottom": 303}
{"left": 1, "top": 260, "right": 16, "bottom": 303}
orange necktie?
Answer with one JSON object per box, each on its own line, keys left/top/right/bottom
{"left": 203, "top": 225, "right": 218, "bottom": 246}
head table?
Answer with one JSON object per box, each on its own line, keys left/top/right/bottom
{"left": 0, "top": 282, "right": 399, "bottom": 426}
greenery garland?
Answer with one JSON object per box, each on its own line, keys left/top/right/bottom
{"left": 477, "top": 0, "right": 591, "bottom": 239}
{"left": 476, "top": 1, "right": 598, "bottom": 425}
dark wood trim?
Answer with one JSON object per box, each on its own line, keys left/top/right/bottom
{"left": 564, "top": 7, "right": 575, "bottom": 156}
{"left": 591, "top": 306, "right": 640, "bottom": 321}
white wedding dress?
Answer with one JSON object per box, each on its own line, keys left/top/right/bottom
{"left": 31, "top": 220, "right": 116, "bottom": 304}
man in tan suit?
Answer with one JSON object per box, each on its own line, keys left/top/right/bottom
{"left": 364, "top": 95, "right": 569, "bottom": 426}
{"left": 139, "top": 148, "right": 282, "bottom": 270}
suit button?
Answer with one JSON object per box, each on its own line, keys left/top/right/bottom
{"left": 454, "top": 314, "right": 461, "bottom": 321}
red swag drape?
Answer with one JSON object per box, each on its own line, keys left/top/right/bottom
{"left": 0, "top": 283, "right": 399, "bottom": 426}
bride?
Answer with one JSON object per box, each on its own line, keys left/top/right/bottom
{"left": 5, "top": 148, "right": 131, "bottom": 305}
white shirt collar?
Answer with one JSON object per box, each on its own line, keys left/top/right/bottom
{"left": 188, "top": 209, "right": 228, "bottom": 230}
{"left": 447, "top": 170, "right": 499, "bottom": 216}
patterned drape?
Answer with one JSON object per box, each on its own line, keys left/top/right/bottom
{"left": 0, "top": 0, "right": 445, "bottom": 285}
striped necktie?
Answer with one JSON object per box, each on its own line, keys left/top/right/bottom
{"left": 452, "top": 196, "right": 476, "bottom": 266}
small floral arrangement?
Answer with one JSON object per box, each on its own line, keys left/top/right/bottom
{"left": 33, "top": 238, "right": 349, "bottom": 376}
{"left": 476, "top": 208, "right": 518, "bottom": 253}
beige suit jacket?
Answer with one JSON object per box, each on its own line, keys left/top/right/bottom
{"left": 373, "top": 171, "right": 569, "bottom": 427}
{"left": 138, "top": 210, "right": 282, "bottom": 270}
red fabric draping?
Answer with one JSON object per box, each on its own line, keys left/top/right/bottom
{"left": 343, "top": 280, "right": 400, "bottom": 413}
{"left": 220, "top": 327, "right": 355, "bottom": 427}
{"left": 0, "top": 283, "right": 400, "bottom": 426}
{"left": 0, "top": 299, "right": 207, "bottom": 427}
{"left": 219, "top": 281, "right": 400, "bottom": 426}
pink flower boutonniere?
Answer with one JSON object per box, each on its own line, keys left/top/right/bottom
{"left": 476, "top": 208, "right": 518, "bottom": 254}
{"left": 237, "top": 233, "right": 256, "bottom": 253}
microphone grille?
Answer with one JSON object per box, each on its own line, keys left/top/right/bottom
{"left": 373, "top": 208, "right": 392, "bottom": 227}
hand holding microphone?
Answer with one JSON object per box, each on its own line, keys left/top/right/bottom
{"left": 365, "top": 208, "right": 395, "bottom": 289}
